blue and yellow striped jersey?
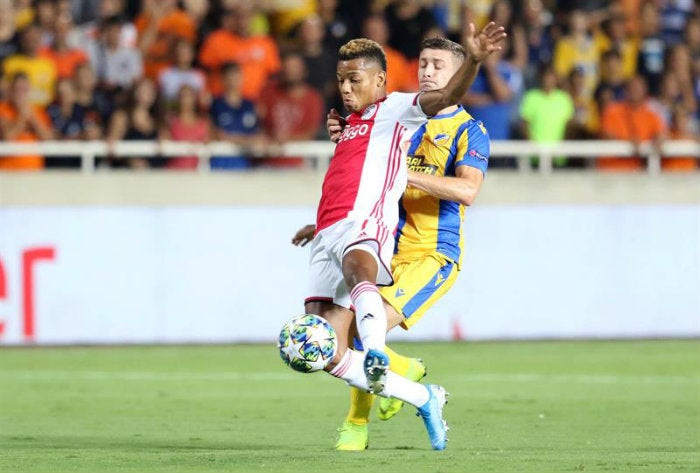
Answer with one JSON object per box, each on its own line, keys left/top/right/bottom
{"left": 395, "top": 105, "right": 490, "bottom": 267}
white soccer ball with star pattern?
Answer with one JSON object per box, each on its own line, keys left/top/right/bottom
{"left": 278, "top": 314, "right": 337, "bottom": 373}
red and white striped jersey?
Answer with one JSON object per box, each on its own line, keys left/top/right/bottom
{"left": 316, "top": 92, "right": 427, "bottom": 234}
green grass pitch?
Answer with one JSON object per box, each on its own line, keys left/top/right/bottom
{"left": 1, "top": 340, "right": 698, "bottom": 472}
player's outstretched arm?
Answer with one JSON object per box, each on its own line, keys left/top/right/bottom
{"left": 418, "top": 22, "right": 506, "bottom": 117}
{"left": 407, "top": 166, "right": 484, "bottom": 207}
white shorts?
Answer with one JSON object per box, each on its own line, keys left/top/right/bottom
{"left": 305, "top": 217, "right": 395, "bottom": 309}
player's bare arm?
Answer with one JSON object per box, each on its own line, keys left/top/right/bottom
{"left": 418, "top": 22, "right": 506, "bottom": 117}
{"left": 407, "top": 166, "right": 484, "bottom": 207}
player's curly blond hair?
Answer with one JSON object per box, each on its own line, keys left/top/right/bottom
{"left": 338, "top": 38, "right": 387, "bottom": 71}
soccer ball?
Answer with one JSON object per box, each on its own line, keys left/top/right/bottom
{"left": 278, "top": 314, "right": 337, "bottom": 373}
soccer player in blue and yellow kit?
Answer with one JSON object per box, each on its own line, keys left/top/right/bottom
{"left": 293, "top": 37, "right": 491, "bottom": 451}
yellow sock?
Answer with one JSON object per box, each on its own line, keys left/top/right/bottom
{"left": 346, "top": 387, "right": 374, "bottom": 425}
{"left": 385, "top": 345, "right": 411, "bottom": 377}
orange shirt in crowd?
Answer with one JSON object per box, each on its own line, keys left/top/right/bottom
{"left": 199, "top": 30, "right": 280, "bottom": 100}
{"left": 663, "top": 130, "right": 700, "bottom": 172}
{"left": 384, "top": 46, "right": 413, "bottom": 93}
{"left": 598, "top": 102, "right": 666, "bottom": 171}
{"left": 39, "top": 47, "right": 89, "bottom": 79}
{"left": 0, "top": 103, "right": 51, "bottom": 170}
{"left": 135, "top": 9, "right": 196, "bottom": 80}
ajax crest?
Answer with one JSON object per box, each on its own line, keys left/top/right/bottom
{"left": 362, "top": 104, "right": 377, "bottom": 120}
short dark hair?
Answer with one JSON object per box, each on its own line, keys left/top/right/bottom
{"left": 100, "top": 15, "right": 124, "bottom": 29}
{"left": 338, "top": 38, "right": 387, "bottom": 71}
{"left": 421, "top": 37, "right": 466, "bottom": 63}
{"left": 221, "top": 62, "right": 241, "bottom": 74}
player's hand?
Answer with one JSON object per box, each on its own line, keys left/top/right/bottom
{"left": 326, "top": 108, "right": 347, "bottom": 143}
{"left": 464, "top": 21, "right": 507, "bottom": 63}
{"left": 292, "top": 224, "right": 316, "bottom": 247}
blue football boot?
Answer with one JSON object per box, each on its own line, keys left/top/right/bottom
{"left": 416, "top": 384, "right": 449, "bottom": 450}
{"left": 363, "top": 349, "right": 390, "bottom": 394}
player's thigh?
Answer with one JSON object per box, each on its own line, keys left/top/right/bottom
{"left": 380, "top": 254, "right": 459, "bottom": 330}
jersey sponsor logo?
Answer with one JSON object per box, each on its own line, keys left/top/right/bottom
{"left": 337, "top": 123, "right": 370, "bottom": 143}
{"left": 433, "top": 133, "right": 450, "bottom": 144}
{"left": 395, "top": 288, "right": 405, "bottom": 297}
{"left": 361, "top": 104, "right": 377, "bottom": 120}
{"left": 469, "top": 149, "right": 489, "bottom": 162}
{"left": 407, "top": 155, "right": 438, "bottom": 175}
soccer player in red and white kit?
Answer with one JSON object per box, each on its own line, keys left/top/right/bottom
{"left": 304, "top": 23, "right": 505, "bottom": 450}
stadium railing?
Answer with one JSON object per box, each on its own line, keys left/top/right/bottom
{"left": 0, "top": 140, "right": 698, "bottom": 174}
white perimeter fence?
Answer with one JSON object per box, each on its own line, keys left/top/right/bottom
{"left": 0, "top": 140, "right": 698, "bottom": 174}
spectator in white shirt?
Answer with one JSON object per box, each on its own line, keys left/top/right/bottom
{"left": 88, "top": 15, "right": 142, "bottom": 90}
{"left": 158, "top": 39, "right": 206, "bottom": 104}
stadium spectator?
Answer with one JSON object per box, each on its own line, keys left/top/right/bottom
{"left": 47, "top": 78, "right": 100, "bottom": 169}
{"left": 519, "top": 64, "right": 575, "bottom": 168}
{"left": 209, "top": 62, "right": 262, "bottom": 170}
{"left": 71, "top": 0, "right": 137, "bottom": 50}
{"left": 595, "top": 49, "right": 627, "bottom": 102}
{"left": 619, "top": 0, "right": 644, "bottom": 35}
{"left": 88, "top": 15, "right": 143, "bottom": 91}
{"left": 157, "top": 39, "right": 205, "bottom": 104}
{"left": 71, "top": 0, "right": 102, "bottom": 25}
{"left": 686, "top": 16, "right": 700, "bottom": 81}
{"left": 258, "top": 52, "right": 323, "bottom": 168}
{"left": 268, "top": 0, "right": 316, "bottom": 41}
{"left": 182, "top": 0, "right": 210, "bottom": 39}
{"left": 658, "top": 0, "right": 695, "bottom": 45}
{"left": 0, "top": 72, "right": 53, "bottom": 171}
{"left": 553, "top": 9, "right": 600, "bottom": 99}
{"left": 40, "top": 16, "right": 89, "bottom": 80}
{"left": 637, "top": 0, "right": 667, "bottom": 96}
{"left": 199, "top": 4, "right": 281, "bottom": 100}
{"left": 385, "top": 0, "right": 438, "bottom": 61}
{"left": 650, "top": 72, "right": 690, "bottom": 126}
{"left": 665, "top": 44, "right": 698, "bottom": 116}
{"left": 522, "top": 0, "right": 556, "bottom": 87}
{"left": 13, "top": 0, "right": 34, "bottom": 32}
{"left": 598, "top": 75, "right": 667, "bottom": 171}
{"left": 105, "top": 77, "right": 162, "bottom": 169}
{"left": 317, "top": 0, "right": 353, "bottom": 52}
{"left": 362, "top": 14, "right": 413, "bottom": 93}
{"left": 296, "top": 14, "right": 338, "bottom": 107}
{"left": 135, "top": 0, "right": 196, "bottom": 81}
{"left": 161, "top": 84, "right": 209, "bottom": 170}
{"left": 567, "top": 67, "right": 600, "bottom": 138}
{"left": 462, "top": 0, "right": 497, "bottom": 30}
{"left": 489, "top": 0, "right": 527, "bottom": 72}
{"left": 73, "top": 62, "right": 114, "bottom": 129}
{"left": 662, "top": 103, "right": 699, "bottom": 171}
{"left": 3, "top": 24, "right": 57, "bottom": 106}
{"left": 34, "top": 0, "right": 57, "bottom": 47}
{"left": 461, "top": 38, "right": 523, "bottom": 168}
{"left": 595, "top": 12, "right": 638, "bottom": 80}
{"left": 0, "top": 0, "right": 20, "bottom": 64}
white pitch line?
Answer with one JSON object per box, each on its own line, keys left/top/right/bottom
{"left": 0, "top": 371, "right": 697, "bottom": 384}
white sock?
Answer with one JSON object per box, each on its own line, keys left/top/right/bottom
{"left": 350, "top": 281, "right": 387, "bottom": 352}
{"left": 330, "top": 350, "right": 429, "bottom": 407}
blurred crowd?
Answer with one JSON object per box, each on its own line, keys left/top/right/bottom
{"left": 0, "top": 0, "right": 698, "bottom": 172}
